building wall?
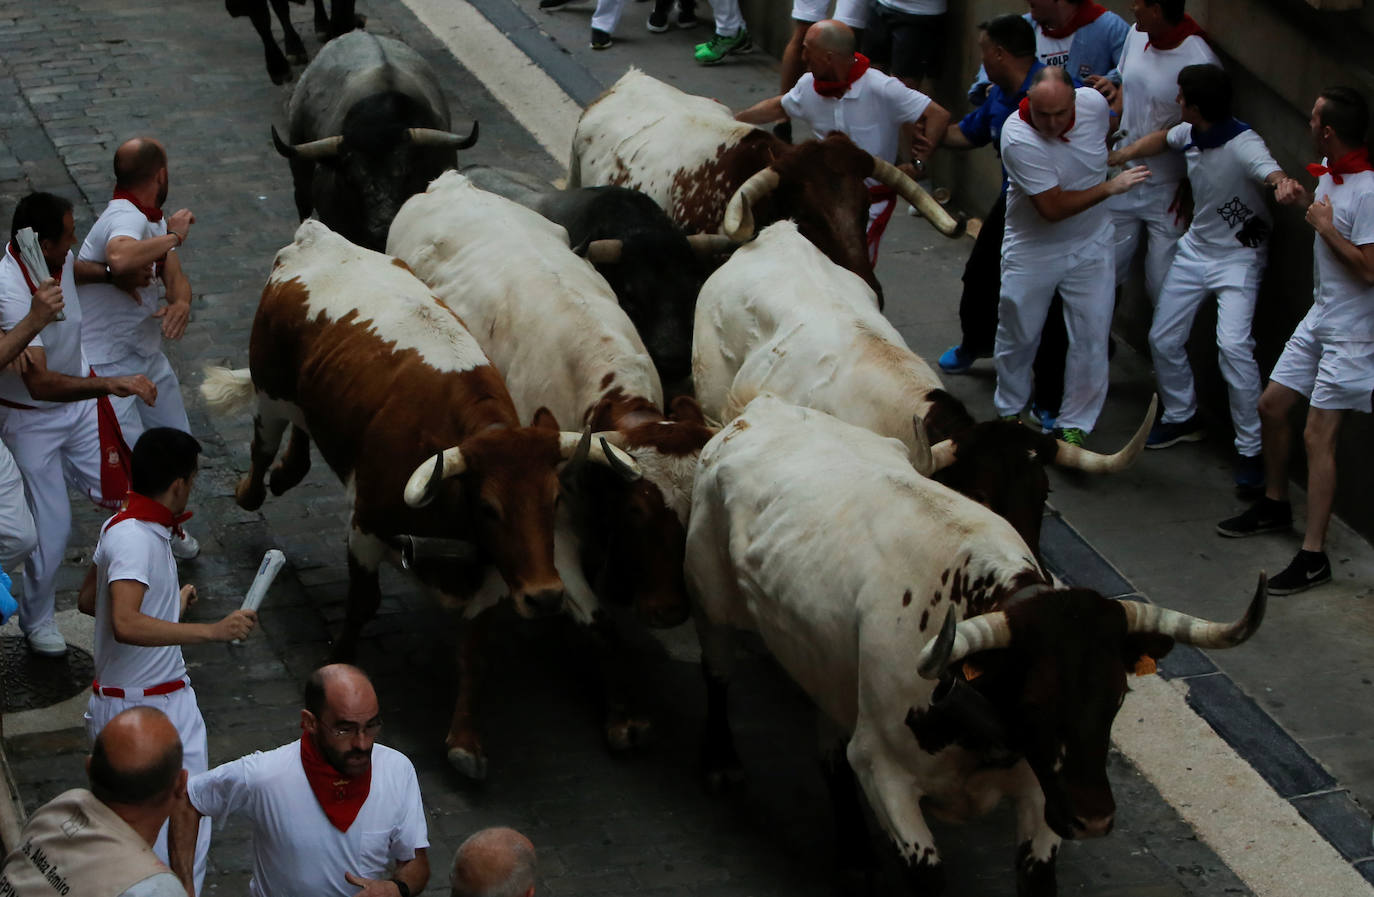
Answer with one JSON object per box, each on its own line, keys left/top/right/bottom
{"left": 736, "top": 0, "right": 1374, "bottom": 540}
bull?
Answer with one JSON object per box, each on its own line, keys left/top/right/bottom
{"left": 692, "top": 221, "right": 1154, "bottom": 556}
{"left": 569, "top": 68, "right": 964, "bottom": 308}
{"left": 270, "top": 32, "right": 478, "bottom": 251}
{"left": 200, "top": 219, "right": 637, "bottom": 770}
{"left": 388, "top": 172, "right": 717, "bottom": 769}
{"left": 687, "top": 395, "right": 1265, "bottom": 895}
{"left": 462, "top": 165, "right": 735, "bottom": 389}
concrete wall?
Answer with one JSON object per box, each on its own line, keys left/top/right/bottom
{"left": 736, "top": 0, "right": 1374, "bottom": 541}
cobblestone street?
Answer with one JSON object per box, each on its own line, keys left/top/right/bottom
{"left": 0, "top": 0, "right": 1327, "bottom": 893}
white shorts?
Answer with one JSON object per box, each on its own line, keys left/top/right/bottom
{"left": 1269, "top": 316, "right": 1374, "bottom": 412}
{"left": 792, "top": 0, "right": 868, "bottom": 27}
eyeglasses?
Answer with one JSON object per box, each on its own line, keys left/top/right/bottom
{"left": 328, "top": 720, "right": 382, "bottom": 739}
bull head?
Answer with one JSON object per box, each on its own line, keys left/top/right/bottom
{"left": 270, "top": 121, "right": 479, "bottom": 160}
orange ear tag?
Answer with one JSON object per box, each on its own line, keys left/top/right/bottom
{"left": 1133, "top": 655, "right": 1157, "bottom": 677}
{"left": 962, "top": 662, "right": 983, "bottom": 681}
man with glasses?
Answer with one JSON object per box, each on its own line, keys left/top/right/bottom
{"left": 80, "top": 426, "right": 258, "bottom": 895}
{"left": 170, "top": 664, "right": 431, "bottom": 897}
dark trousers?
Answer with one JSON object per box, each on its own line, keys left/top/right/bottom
{"left": 958, "top": 191, "right": 1068, "bottom": 417}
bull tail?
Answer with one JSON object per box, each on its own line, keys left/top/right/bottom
{"left": 200, "top": 366, "right": 256, "bottom": 412}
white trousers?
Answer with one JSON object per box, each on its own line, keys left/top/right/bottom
{"left": 1109, "top": 178, "right": 1186, "bottom": 303}
{"left": 86, "top": 685, "right": 211, "bottom": 895}
{"left": 0, "top": 439, "right": 36, "bottom": 571}
{"left": 591, "top": 0, "right": 627, "bottom": 33}
{"left": 995, "top": 241, "right": 1115, "bottom": 432}
{"left": 0, "top": 401, "right": 105, "bottom": 634}
{"left": 92, "top": 349, "right": 190, "bottom": 448}
{"left": 708, "top": 0, "right": 744, "bottom": 34}
{"left": 1150, "top": 240, "right": 1264, "bottom": 455}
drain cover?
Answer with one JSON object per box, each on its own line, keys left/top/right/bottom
{"left": 0, "top": 636, "right": 94, "bottom": 713}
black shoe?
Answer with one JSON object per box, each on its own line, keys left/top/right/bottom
{"left": 1268, "top": 549, "right": 1331, "bottom": 595}
{"left": 646, "top": 7, "right": 669, "bottom": 30}
{"left": 1216, "top": 498, "right": 1292, "bottom": 538}
{"left": 676, "top": 5, "right": 699, "bottom": 27}
{"left": 539, "top": 0, "right": 573, "bottom": 9}
{"left": 590, "top": 27, "right": 613, "bottom": 48}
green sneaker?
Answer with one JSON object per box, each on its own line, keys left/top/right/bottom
{"left": 694, "top": 28, "right": 750, "bottom": 64}
{"left": 1054, "top": 427, "right": 1086, "bottom": 447}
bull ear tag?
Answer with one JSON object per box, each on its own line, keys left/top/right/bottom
{"left": 961, "top": 662, "right": 983, "bottom": 681}
{"left": 1133, "top": 655, "right": 1157, "bottom": 677}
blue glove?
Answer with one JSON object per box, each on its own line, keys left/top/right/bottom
{"left": 0, "top": 570, "right": 17, "bottom": 626}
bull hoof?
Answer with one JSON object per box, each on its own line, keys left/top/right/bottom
{"left": 268, "top": 464, "right": 307, "bottom": 496}
{"left": 605, "top": 716, "right": 653, "bottom": 751}
{"left": 447, "top": 746, "right": 488, "bottom": 781}
{"left": 235, "top": 478, "right": 266, "bottom": 511}
{"left": 265, "top": 51, "right": 291, "bottom": 86}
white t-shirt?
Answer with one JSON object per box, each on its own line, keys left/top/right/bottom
{"left": 1307, "top": 167, "right": 1374, "bottom": 341}
{"left": 1168, "top": 124, "right": 1280, "bottom": 254}
{"left": 188, "top": 742, "right": 429, "bottom": 897}
{"left": 874, "top": 0, "right": 946, "bottom": 14}
{"left": 1117, "top": 28, "right": 1219, "bottom": 185}
{"left": 120, "top": 873, "right": 186, "bottom": 897}
{"left": 781, "top": 68, "right": 932, "bottom": 166}
{"left": 0, "top": 249, "right": 86, "bottom": 409}
{"left": 1000, "top": 87, "right": 1114, "bottom": 263}
{"left": 93, "top": 516, "right": 187, "bottom": 688}
{"left": 77, "top": 199, "right": 167, "bottom": 364}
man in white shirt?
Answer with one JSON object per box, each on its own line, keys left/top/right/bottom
{"left": 1109, "top": 0, "right": 1219, "bottom": 304}
{"left": 449, "top": 829, "right": 536, "bottom": 897}
{"left": 996, "top": 67, "right": 1148, "bottom": 445}
{"left": 170, "top": 664, "right": 431, "bottom": 897}
{"left": 1111, "top": 64, "right": 1304, "bottom": 490}
{"left": 79, "top": 426, "right": 258, "bottom": 894}
{"left": 0, "top": 192, "right": 157, "bottom": 657}
{"left": 1217, "top": 87, "right": 1374, "bottom": 596}
{"left": 0, "top": 707, "right": 188, "bottom": 897}
{"left": 735, "top": 19, "right": 949, "bottom": 261}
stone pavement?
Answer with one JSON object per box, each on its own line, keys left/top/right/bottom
{"left": 0, "top": 0, "right": 1360, "bottom": 894}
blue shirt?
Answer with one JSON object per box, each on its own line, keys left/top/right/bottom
{"left": 957, "top": 62, "right": 1046, "bottom": 154}
{"left": 967, "top": 11, "right": 1129, "bottom": 105}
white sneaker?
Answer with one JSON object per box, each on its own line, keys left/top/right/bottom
{"left": 171, "top": 529, "right": 200, "bottom": 560}
{"left": 26, "top": 620, "right": 67, "bottom": 656}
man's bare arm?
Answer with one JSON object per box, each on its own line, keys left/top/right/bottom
{"left": 168, "top": 791, "right": 203, "bottom": 897}
{"left": 1028, "top": 167, "right": 1150, "bottom": 223}
{"left": 154, "top": 249, "right": 192, "bottom": 340}
{"left": 104, "top": 208, "right": 194, "bottom": 276}
{"left": 735, "top": 96, "right": 787, "bottom": 126}
{"left": 22, "top": 346, "right": 158, "bottom": 404}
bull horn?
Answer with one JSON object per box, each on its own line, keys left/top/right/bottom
{"left": 271, "top": 125, "right": 343, "bottom": 161}
{"left": 403, "top": 447, "right": 466, "bottom": 508}
{"left": 406, "top": 122, "right": 480, "bottom": 149}
{"left": 582, "top": 239, "right": 623, "bottom": 264}
{"left": 685, "top": 234, "right": 738, "bottom": 257}
{"left": 916, "top": 608, "right": 1013, "bottom": 680}
{"left": 929, "top": 438, "right": 958, "bottom": 473}
{"left": 558, "top": 431, "right": 641, "bottom": 481}
{"left": 909, "top": 415, "right": 933, "bottom": 477}
{"left": 870, "top": 158, "right": 966, "bottom": 238}
{"left": 722, "top": 168, "right": 780, "bottom": 241}
{"left": 1121, "top": 573, "right": 1267, "bottom": 649}
{"left": 561, "top": 426, "right": 593, "bottom": 480}
{"left": 1053, "top": 394, "right": 1157, "bottom": 473}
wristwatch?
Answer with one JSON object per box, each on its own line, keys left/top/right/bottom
{"left": 103, "top": 264, "right": 113, "bottom": 283}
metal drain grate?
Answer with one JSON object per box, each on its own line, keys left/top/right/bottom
{"left": 0, "top": 636, "right": 94, "bottom": 713}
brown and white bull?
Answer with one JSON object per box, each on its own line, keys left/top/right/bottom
{"left": 692, "top": 221, "right": 1155, "bottom": 557}
{"left": 569, "top": 68, "right": 963, "bottom": 308}
{"left": 387, "top": 171, "right": 716, "bottom": 751}
{"left": 687, "top": 395, "right": 1265, "bottom": 896}
{"left": 201, "top": 219, "right": 636, "bottom": 773}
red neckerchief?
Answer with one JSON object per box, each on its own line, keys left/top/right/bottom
{"left": 1041, "top": 0, "right": 1107, "bottom": 39}
{"left": 111, "top": 189, "right": 163, "bottom": 223}
{"left": 107, "top": 492, "right": 192, "bottom": 538}
{"left": 814, "top": 53, "right": 871, "bottom": 99}
{"left": 1018, "top": 96, "right": 1075, "bottom": 142}
{"left": 6, "top": 241, "right": 60, "bottom": 284}
{"left": 1144, "top": 15, "right": 1205, "bottom": 51}
{"left": 300, "top": 734, "right": 372, "bottom": 832}
{"left": 1306, "top": 147, "right": 1374, "bottom": 185}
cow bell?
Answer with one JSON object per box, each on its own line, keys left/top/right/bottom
{"left": 393, "top": 534, "right": 478, "bottom": 571}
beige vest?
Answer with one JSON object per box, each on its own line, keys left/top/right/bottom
{"left": 0, "top": 789, "right": 169, "bottom": 897}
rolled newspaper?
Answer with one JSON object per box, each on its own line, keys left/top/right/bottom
{"left": 233, "top": 549, "right": 286, "bottom": 645}
{"left": 15, "top": 227, "right": 64, "bottom": 321}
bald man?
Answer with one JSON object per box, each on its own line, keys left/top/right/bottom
{"left": 995, "top": 67, "right": 1148, "bottom": 445}
{"left": 77, "top": 139, "right": 200, "bottom": 553}
{"left": 736, "top": 20, "right": 949, "bottom": 262}
{"left": 0, "top": 707, "right": 186, "bottom": 896}
{"left": 171, "top": 664, "right": 430, "bottom": 897}
{"left": 450, "top": 828, "right": 536, "bottom": 897}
